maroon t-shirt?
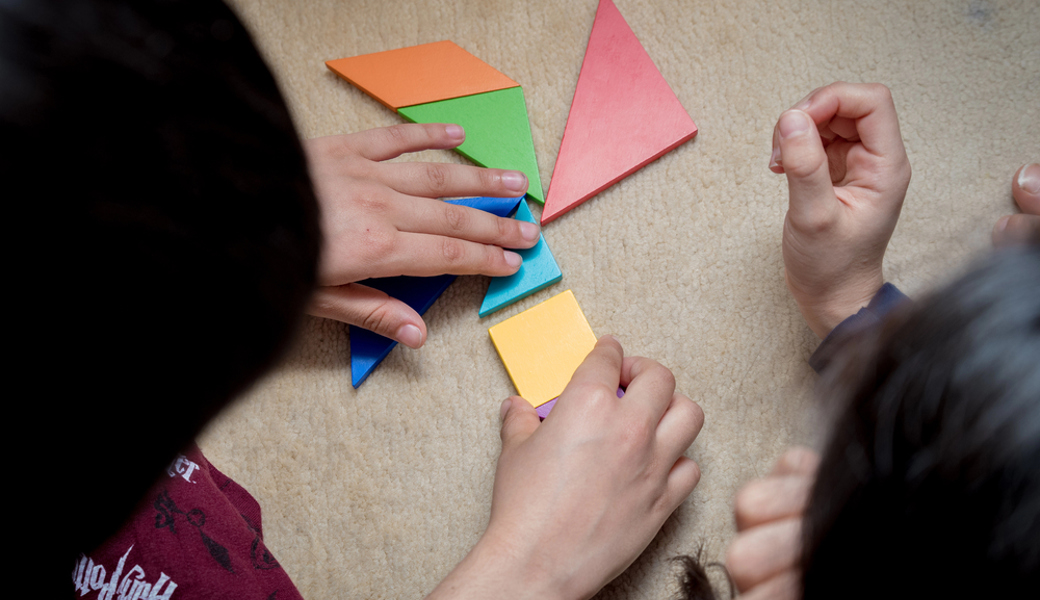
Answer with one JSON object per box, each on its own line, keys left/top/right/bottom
{"left": 71, "top": 445, "right": 303, "bottom": 600}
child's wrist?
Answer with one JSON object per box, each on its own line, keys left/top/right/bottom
{"left": 796, "top": 278, "right": 885, "bottom": 339}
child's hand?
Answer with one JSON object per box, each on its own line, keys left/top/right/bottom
{"left": 771, "top": 83, "right": 911, "bottom": 338}
{"left": 303, "top": 123, "right": 539, "bottom": 348}
{"left": 725, "top": 447, "right": 819, "bottom": 600}
{"left": 993, "top": 163, "right": 1040, "bottom": 247}
{"left": 427, "top": 337, "right": 704, "bottom": 600}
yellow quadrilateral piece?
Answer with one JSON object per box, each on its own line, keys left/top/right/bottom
{"left": 488, "top": 290, "right": 597, "bottom": 407}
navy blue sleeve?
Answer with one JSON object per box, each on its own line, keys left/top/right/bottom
{"left": 808, "top": 283, "right": 910, "bottom": 373}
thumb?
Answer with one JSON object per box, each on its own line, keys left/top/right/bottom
{"left": 499, "top": 396, "right": 540, "bottom": 451}
{"left": 307, "top": 283, "right": 427, "bottom": 348}
{"left": 777, "top": 109, "right": 838, "bottom": 226}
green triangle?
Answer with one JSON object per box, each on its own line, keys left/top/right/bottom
{"left": 398, "top": 87, "right": 544, "bottom": 203}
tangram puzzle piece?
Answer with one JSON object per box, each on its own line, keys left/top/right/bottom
{"left": 488, "top": 289, "right": 597, "bottom": 408}
{"left": 399, "top": 87, "right": 545, "bottom": 204}
{"left": 325, "top": 40, "right": 519, "bottom": 110}
{"left": 479, "top": 199, "right": 562, "bottom": 318}
{"left": 536, "top": 387, "right": 624, "bottom": 420}
{"left": 540, "top": 0, "right": 698, "bottom": 224}
{"left": 350, "top": 195, "right": 523, "bottom": 387}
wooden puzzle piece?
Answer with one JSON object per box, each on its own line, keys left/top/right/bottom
{"left": 398, "top": 87, "right": 545, "bottom": 204}
{"left": 479, "top": 199, "right": 562, "bottom": 317}
{"left": 488, "top": 290, "right": 597, "bottom": 407}
{"left": 540, "top": 0, "right": 698, "bottom": 224}
{"left": 350, "top": 196, "right": 524, "bottom": 387}
{"left": 325, "top": 40, "right": 519, "bottom": 110}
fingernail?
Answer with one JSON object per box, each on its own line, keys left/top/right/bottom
{"left": 778, "top": 110, "right": 811, "bottom": 139}
{"left": 519, "top": 221, "right": 540, "bottom": 242}
{"left": 500, "top": 398, "right": 512, "bottom": 419}
{"left": 1019, "top": 163, "right": 1040, "bottom": 195}
{"left": 396, "top": 324, "right": 423, "bottom": 349}
{"left": 445, "top": 124, "right": 464, "bottom": 141}
{"left": 504, "top": 251, "right": 522, "bottom": 268}
{"left": 995, "top": 215, "right": 1010, "bottom": 233}
{"left": 793, "top": 96, "right": 812, "bottom": 111}
{"left": 501, "top": 171, "right": 527, "bottom": 193}
{"left": 769, "top": 146, "right": 780, "bottom": 169}
{"left": 605, "top": 334, "right": 621, "bottom": 345}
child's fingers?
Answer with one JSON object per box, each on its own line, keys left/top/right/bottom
{"left": 777, "top": 110, "right": 840, "bottom": 228}
{"left": 307, "top": 283, "right": 427, "bottom": 348}
{"left": 395, "top": 197, "right": 539, "bottom": 250}
{"left": 499, "top": 396, "right": 541, "bottom": 452}
{"left": 377, "top": 232, "right": 525, "bottom": 277}
{"left": 337, "top": 123, "right": 467, "bottom": 162}
{"left": 654, "top": 394, "right": 705, "bottom": 464}
{"left": 737, "top": 571, "right": 801, "bottom": 600}
{"left": 1012, "top": 163, "right": 1040, "bottom": 215}
{"left": 725, "top": 519, "right": 801, "bottom": 593}
{"left": 661, "top": 456, "right": 702, "bottom": 515}
{"left": 798, "top": 82, "right": 906, "bottom": 163}
{"left": 374, "top": 161, "right": 529, "bottom": 199}
{"left": 563, "top": 336, "right": 625, "bottom": 399}
{"left": 993, "top": 214, "right": 1040, "bottom": 247}
{"left": 771, "top": 446, "right": 822, "bottom": 476}
{"left": 619, "top": 355, "right": 678, "bottom": 427}
{"left": 734, "top": 475, "right": 814, "bottom": 531}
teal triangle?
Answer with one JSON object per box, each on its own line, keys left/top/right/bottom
{"left": 398, "top": 87, "right": 545, "bottom": 204}
{"left": 479, "top": 199, "right": 562, "bottom": 317}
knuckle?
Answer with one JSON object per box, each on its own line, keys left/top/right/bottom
{"left": 355, "top": 190, "right": 391, "bottom": 215}
{"left": 358, "top": 299, "right": 398, "bottom": 335}
{"left": 440, "top": 237, "right": 466, "bottom": 265}
{"left": 651, "top": 363, "right": 676, "bottom": 390}
{"left": 357, "top": 229, "right": 395, "bottom": 263}
{"left": 383, "top": 124, "right": 410, "bottom": 145}
{"left": 496, "top": 214, "right": 514, "bottom": 240}
{"left": 869, "top": 82, "right": 894, "bottom": 101}
{"left": 442, "top": 203, "right": 469, "bottom": 233}
{"left": 424, "top": 163, "right": 451, "bottom": 194}
{"left": 618, "top": 419, "right": 654, "bottom": 451}
{"left": 785, "top": 205, "right": 836, "bottom": 235}
{"left": 570, "top": 382, "right": 616, "bottom": 412}
{"left": 478, "top": 168, "right": 499, "bottom": 189}
{"left": 485, "top": 247, "right": 503, "bottom": 273}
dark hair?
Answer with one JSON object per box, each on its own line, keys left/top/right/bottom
{"left": 2, "top": 0, "right": 319, "bottom": 586}
{"left": 802, "top": 246, "right": 1040, "bottom": 598}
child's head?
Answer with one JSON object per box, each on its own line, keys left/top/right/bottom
{"left": 3, "top": 0, "right": 320, "bottom": 562}
{"left": 803, "top": 245, "right": 1040, "bottom": 597}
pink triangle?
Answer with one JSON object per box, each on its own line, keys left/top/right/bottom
{"left": 541, "top": 0, "right": 697, "bottom": 225}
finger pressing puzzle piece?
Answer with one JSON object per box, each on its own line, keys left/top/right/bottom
{"left": 488, "top": 290, "right": 597, "bottom": 407}
{"left": 479, "top": 199, "right": 562, "bottom": 318}
{"left": 350, "top": 196, "right": 524, "bottom": 387}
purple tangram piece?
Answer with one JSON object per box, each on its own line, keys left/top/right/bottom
{"left": 536, "top": 387, "right": 625, "bottom": 420}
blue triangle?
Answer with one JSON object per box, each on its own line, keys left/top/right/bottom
{"left": 350, "top": 196, "right": 524, "bottom": 387}
{"left": 479, "top": 200, "right": 562, "bottom": 317}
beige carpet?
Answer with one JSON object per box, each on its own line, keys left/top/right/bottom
{"left": 200, "top": 1, "right": 1040, "bottom": 598}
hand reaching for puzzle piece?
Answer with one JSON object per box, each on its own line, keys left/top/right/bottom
{"left": 303, "top": 123, "right": 539, "bottom": 347}
{"left": 426, "top": 336, "right": 704, "bottom": 600}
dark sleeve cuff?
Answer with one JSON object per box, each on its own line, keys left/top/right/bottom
{"left": 808, "top": 283, "right": 909, "bottom": 373}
